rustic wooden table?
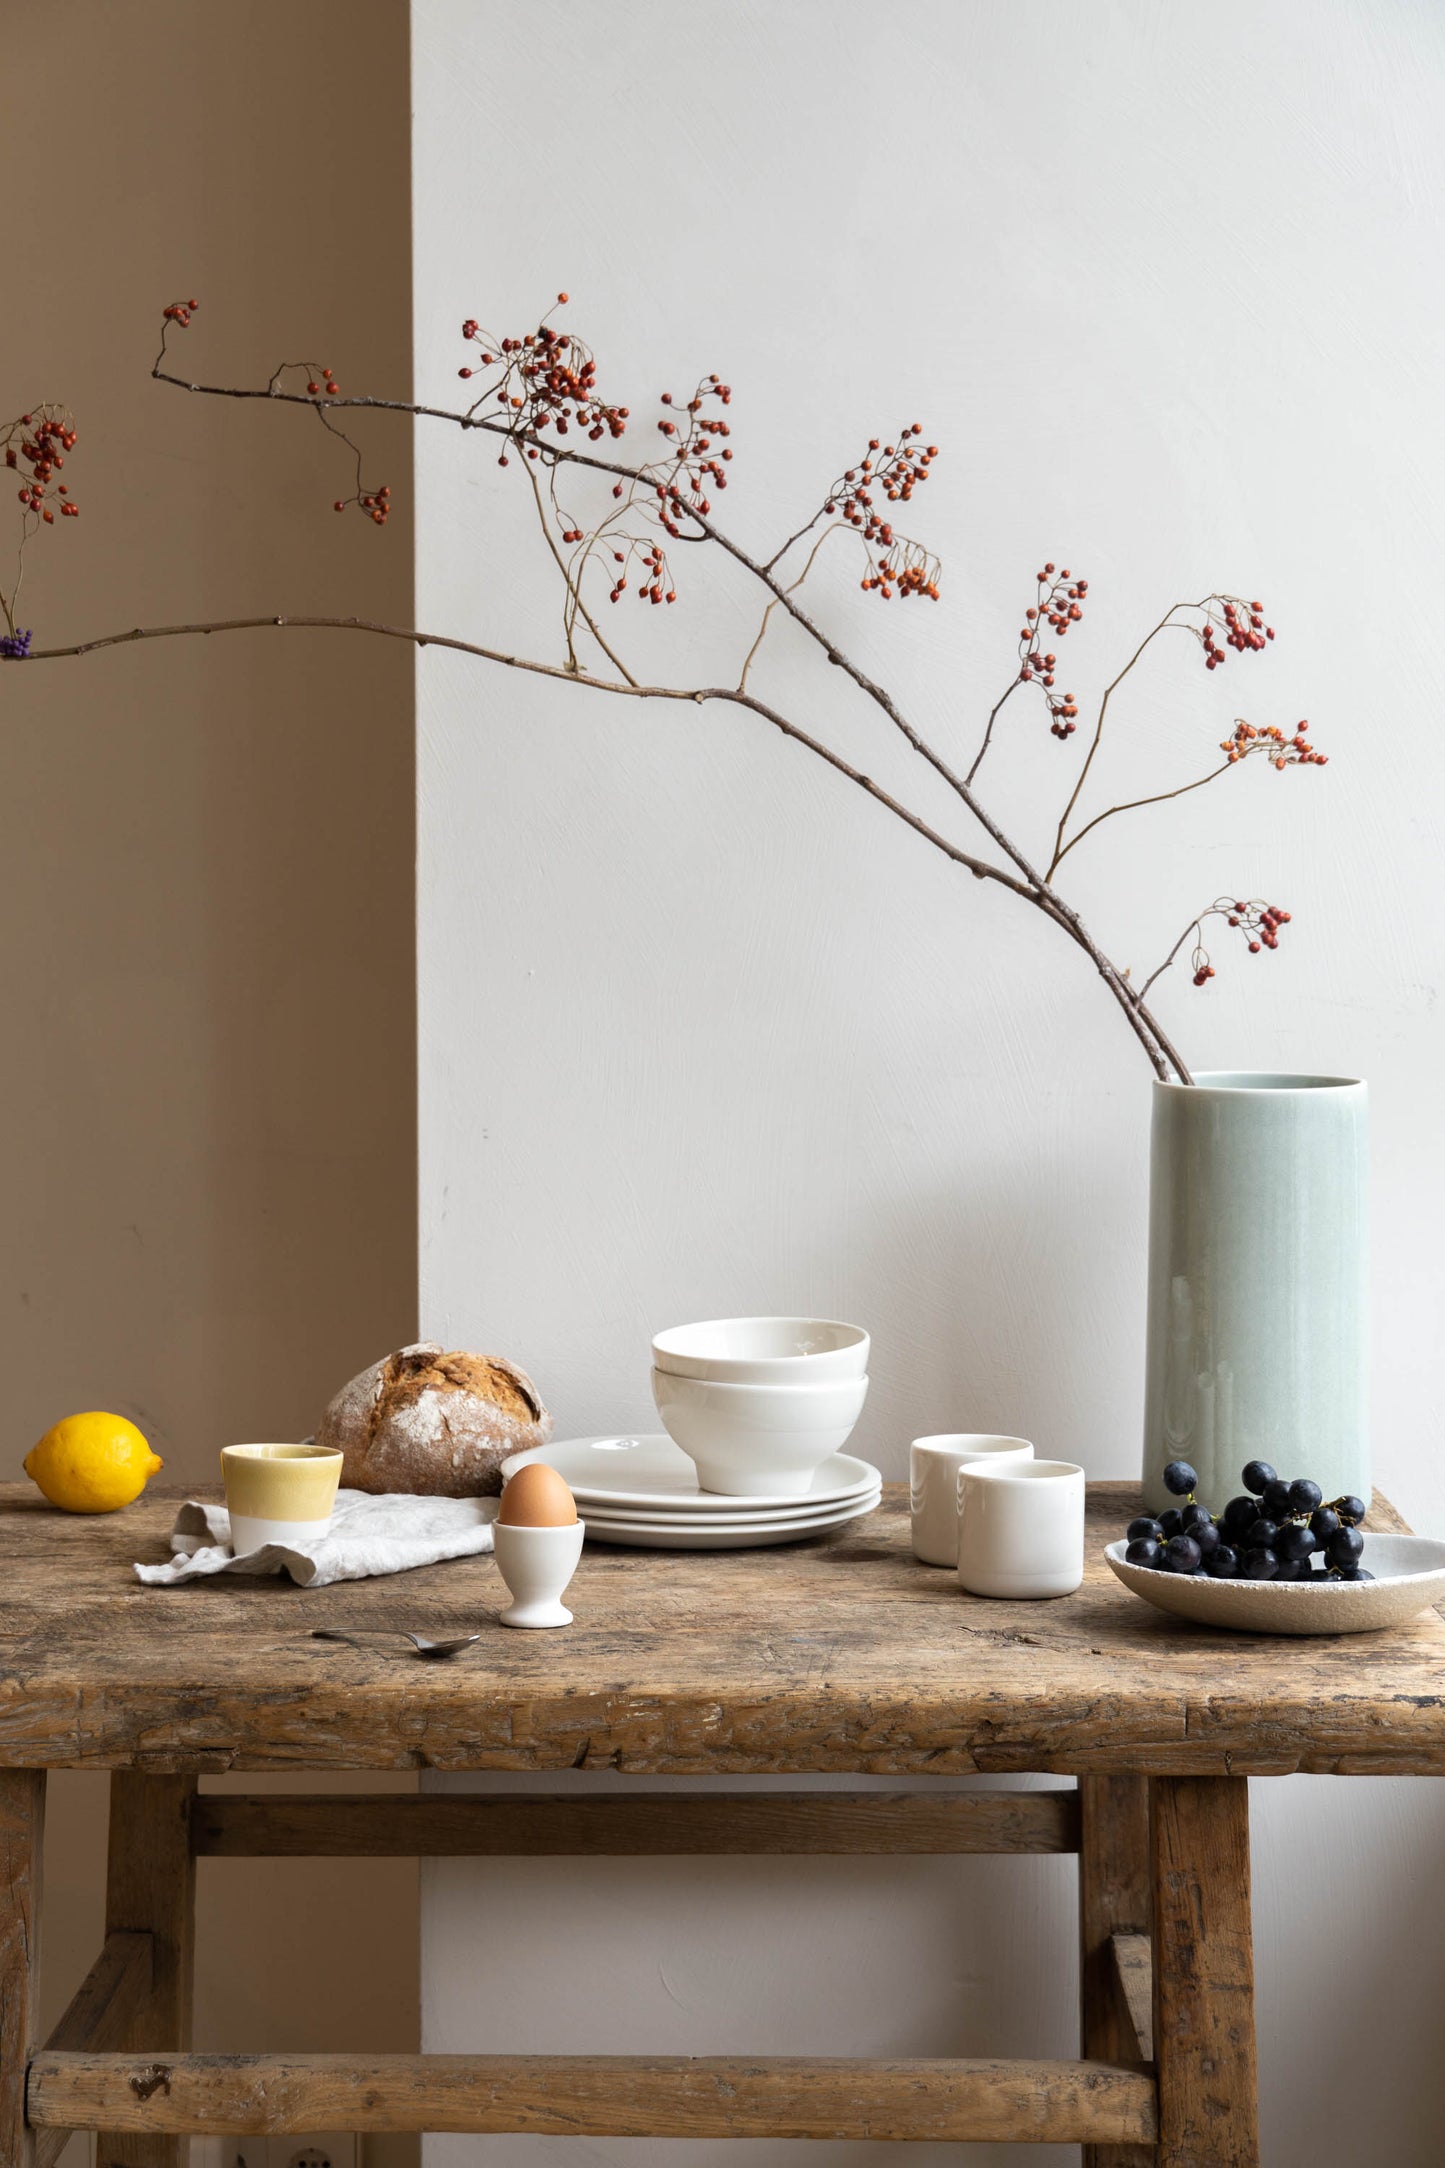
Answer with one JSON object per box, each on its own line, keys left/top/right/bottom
{"left": 2, "top": 1480, "right": 1441, "bottom": 2168}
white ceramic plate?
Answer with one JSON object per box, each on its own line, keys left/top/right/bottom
{"left": 1105, "top": 1532, "right": 1445, "bottom": 1635}
{"left": 583, "top": 1487, "right": 883, "bottom": 1532}
{"left": 581, "top": 1492, "right": 881, "bottom": 1550}
{"left": 502, "top": 1434, "right": 880, "bottom": 1512}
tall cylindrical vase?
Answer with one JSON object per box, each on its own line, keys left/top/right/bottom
{"left": 1142, "top": 1072, "right": 1368, "bottom": 1512}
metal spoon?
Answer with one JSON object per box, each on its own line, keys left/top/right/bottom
{"left": 310, "top": 1627, "right": 481, "bottom": 1660}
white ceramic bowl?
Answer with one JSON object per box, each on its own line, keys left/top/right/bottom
{"left": 1105, "top": 1531, "right": 1445, "bottom": 1635}
{"left": 651, "top": 1316, "right": 870, "bottom": 1385}
{"left": 650, "top": 1367, "right": 870, "bottom": 1495}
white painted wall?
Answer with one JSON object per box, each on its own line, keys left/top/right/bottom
{"left": 413, "top": 4, "right": 1445, "bottom": 2162}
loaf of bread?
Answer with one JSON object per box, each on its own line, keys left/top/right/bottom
{"left": 316, "top": 1342, "right": 553, "bottom": 1497}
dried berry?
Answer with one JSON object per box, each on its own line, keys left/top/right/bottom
{"left": 1015, "top": 563, "right": 1087, "bottom": 736}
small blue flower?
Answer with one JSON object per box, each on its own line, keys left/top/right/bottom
{"left": 0, "top": 628, "right": 33, "bottom": 660}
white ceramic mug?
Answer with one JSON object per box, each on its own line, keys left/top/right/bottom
{"left": 909, "top": 1434, "right": 1034, "bottom": 1565}
{"left": 956, "top": 1458, "right": 1085, "bottom": 1599}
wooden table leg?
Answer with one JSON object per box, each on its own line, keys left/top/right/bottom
{"left": 98, "top": 1775, "right": 197, "bottom": 2168}
{"left": 0, "top": 1771, "right": 45, "bottom": 2168}
{"left": 1079, "top": 1774, "right": 1154, "bottom": 2168}
{"left": 1151, "top": 1773, "right": 1259, "bottom": 2168}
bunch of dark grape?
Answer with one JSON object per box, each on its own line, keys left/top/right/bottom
{"left": 1123, "top": 1460, "right": 1371, "bottom": 1581}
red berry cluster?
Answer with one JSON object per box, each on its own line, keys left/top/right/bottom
{"left": 825, "top": 427, "right": 940, "bottom": 600}
{"left": 602, "top": 375, "right": 733, "bottom": 602}
{"left": 1228, "top": 899, "right": 1290, "bottom": 954}
{"left": 334, "top": 483, "right": 392, "bottom": 526}
{"left": 1200, "top": 596, "right": 1274, "bottom": 671}
{"left": 5, "top": 407, "right": 80, "bottom": 524}
{"left": 865, "top": 536, "right": 942, "bottom": 601}
{"left": 1230, "top": 901, "right": 1291, "bottom": 962}
{"left": 1220, "top": 718, "right": 1327, "bottom": 770}
{"left": 278, "top": 362, "right": 396, "bottom": 524}
{"left": 1190, "top": 898, "right": 1292, "bottom": 985}
{"left": 458, "top": 297, "right": 630, "bottom": 468}
{"left": 604, "top": 539, "right": 676, "bottom": 607}
{"left": 160, "top": 300, "right": 393, "bottom": 530}
{"left": 1018, "top": 564, "right": 1086, "bottom": 735}
{"left": 650, "top": 377, "right": 732, "bottom": 529}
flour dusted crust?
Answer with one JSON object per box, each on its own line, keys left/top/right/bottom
{"left": 316, "top": 1342, "right": 553, "bottom": 1497}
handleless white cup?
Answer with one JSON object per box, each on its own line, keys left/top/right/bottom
{"left": 493, "top": 1520, "right": 586, "bottom": 1628}
{"left": 956, "top": 1458, "right": 1085, "bottom": 1599}
{"left": 221, "top": 1442, "right": 342, "bottom": 1558}
{"left": 909, "top": 1435, "right": 1034, "bottom": 1565}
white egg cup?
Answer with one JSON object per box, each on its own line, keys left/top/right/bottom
{"left": 909, "top": 1434, "right": 1034, "bottom": 1565}
{"left": 493, "top": 1519, "right": 585, "bottom": 1629}
{"left": 956, "top": 1458, "right": 1085, "bottom": 1600}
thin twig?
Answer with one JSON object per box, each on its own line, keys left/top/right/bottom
{"left": 520, "top": 452, "right": 637, "bottom": 685}
{"left": 1048, "top": 606, "right": 1201, "bottom": 877}
{"left": 762, "top": 503, "right": 830, "bottom": 575}
{"left": 738, "top": 523, "right": 842, "bottom": 692}
{"left": 1051, "top": 761, "right": 1233, "bottom": 872}
{"left": 965, "top": 677, "right": 1021, "bottom": 786}
{"left": 1138, "top": 918, "right": 1205, "bottom": 1003}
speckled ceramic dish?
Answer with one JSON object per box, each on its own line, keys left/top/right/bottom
{"left": 1105, "top": 1532, "right": 1445, "bottom": 1635}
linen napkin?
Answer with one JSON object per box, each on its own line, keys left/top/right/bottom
{"left": 133, "top": 1486, "right": 499, "bottom": 1588}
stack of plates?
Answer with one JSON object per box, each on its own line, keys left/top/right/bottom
{"left": 500, "top": 1434, "right": 882, "bottom": 1550}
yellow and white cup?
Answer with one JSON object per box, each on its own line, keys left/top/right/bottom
{"left": 221, "top": 1443, "right": 343, "bottom": 1555}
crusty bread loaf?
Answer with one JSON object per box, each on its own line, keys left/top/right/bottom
{"left": 317, "top": 1342, "right": 552, "bottom": 1497}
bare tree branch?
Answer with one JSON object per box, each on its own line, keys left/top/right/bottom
{"left": 17, "top": 605, "right": 1188, "bottom": 1080}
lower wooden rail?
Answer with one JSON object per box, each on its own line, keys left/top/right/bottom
{"left": 191, "top": 1789, "right": 1080, "bottom": 1857}
{"left": 28, "top": 2051, "right": 1157, "bottom": 2145}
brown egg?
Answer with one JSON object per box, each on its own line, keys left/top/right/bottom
{"left": 498, "top": 1461, "right": 578, "bottom": 1527}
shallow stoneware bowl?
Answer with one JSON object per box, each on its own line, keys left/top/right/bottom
{"left": 1105, "top": 1532, "right": 1445, "bottom": 1635}
{"left": 651, "top": 1316, "right": 869, "bottom": 1385}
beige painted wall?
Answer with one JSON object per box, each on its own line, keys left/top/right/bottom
{"left": 1, "top": 0, "right": 418, "bottom": 2146}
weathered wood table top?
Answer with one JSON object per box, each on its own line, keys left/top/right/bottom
{"left": 0, "top": 1481, "right": 1439, "bottom": 1777}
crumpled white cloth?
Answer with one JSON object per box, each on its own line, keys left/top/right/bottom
{"left": 133, "top": 1487, "right": 499, "bottom": 1588}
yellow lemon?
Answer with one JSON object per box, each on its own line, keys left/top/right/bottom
{"left": 23, "top": 1412, "right": 163, "bottom": 1514}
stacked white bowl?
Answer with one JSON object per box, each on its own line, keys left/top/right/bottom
{"left": 650, "top": 1316, "right": 870, "bottom": 1496}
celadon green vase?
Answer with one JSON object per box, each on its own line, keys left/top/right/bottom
{"left": 1141, "top": 1072, "right": 1368, "bottom": 1514}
